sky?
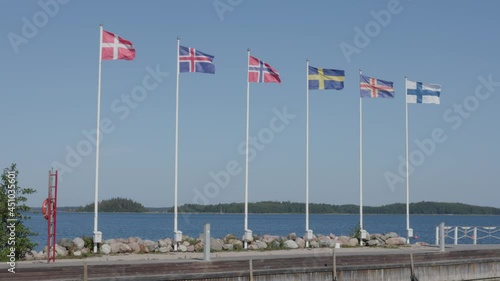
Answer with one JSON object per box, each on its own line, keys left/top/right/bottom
{"left": 1, "top": 0, "right": 499, "bottom": 209}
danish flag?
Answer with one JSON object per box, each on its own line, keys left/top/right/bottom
{"left": 101, "top": 30, "right": 135, "bottom": 61}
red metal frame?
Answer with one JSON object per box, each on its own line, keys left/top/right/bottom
{"left": 47, "top": 170, "right": 58, "bottom": 263}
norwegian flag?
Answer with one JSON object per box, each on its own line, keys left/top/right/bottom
{"left": 248, "top": 56, "right": 281, "bottom": 83}
{"left": 101, "top": 30, "right": 135, "bottom": 61}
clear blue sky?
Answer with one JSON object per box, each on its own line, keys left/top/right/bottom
{"left": 1, "top": 0, "right": 499, "bottom": 208}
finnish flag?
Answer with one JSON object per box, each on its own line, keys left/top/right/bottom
{"left": 406, "top": 80, "right": 441, "bottom": 104}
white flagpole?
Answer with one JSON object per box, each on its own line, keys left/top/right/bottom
{"left": 93, "top": 23, "right": 103, "bottom": 253}
{"left": 305, "top": 59, "right": 310, "bottom": 247}
{"left": 173, "top": 36, "right": 180, "bottom": 251}
{"left": 359, "top": 69, "right": 364, "bottom": 245}
{"left": 244, "top": 48, "right": 251, "bottom": 249}
{"left": 405, "top": 76, "right": 410, "bottom": 244}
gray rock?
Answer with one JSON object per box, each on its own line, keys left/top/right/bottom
{"left": 144, "top": 240, "right": 157, "bottom": 252}
{"left": 178, "top": 245, "right": 187, "bottom": 252}
{"left": 284, "top": 240, "right": 299, "bottom": 249}
{"left": 129, "top": 242, "right": 141, "bottom": 253}
{"left": 232, "top": 240, "right": 243, "bottom": 250}
{"left": 270, "top": 240, "right": 281, "bottom": 249}
{"left": 100, "top": 244, "right": 111, "bottom": 255}
{"left": 329, "top": 233, "right": 336, "bottom": 239}
{"left": 287, "top": 233, "right": 297, "bottom": 240}
{"left": 367, "top": 239, "right": 380, "bottom": 246}
{"left": 158, "top": 246, "right": 169, "bottom": 253}
{"left": 55, "top": 244, "right": 68, "bottom": 257}
{"left": 386, "top": 237, "right": 406, "bottom": 246}
{"left": 295, "top": 237, "right": 306, "bottom": 248}
{"left": 117, "top": 238, "right": 128, "bottom": 243}
{"left": 309, "top": 240, "right": 320, "bottom": 248}
{"left": 119, "top": 243, "right": 132, "bottom": 253}
{"left": 210, "top": 238, "right": 223, "bottom": 251}
{"left": 222, "top": 243, "right": 234, "bottom": 251}
{"left": 187, "top": 245, "right": 195, "bottom": 252}
{"left": 128, "top": 237, "right": 138, "bottom": 243}
{"left": 195, "top": 242, "right": 204, "bottom": 252}
{"left": 224, "top": 234, "right": 237, "bottom": 243}
{"left": 256, "top": 241, "right": 267, "bottom": 249}
{"left": 158, "top": 239, "right": 169, "bottom": 247}
{"left": 384, "top": 232, "right": 399, "bottom": 240}
{"left": 337, "top": 236, "right": 350, "bottom": 245}
{"left": 73, "top": 237, "right": 85, "bottom": 250}
{"left": 262, "top": 235, "right": 279, "bottom": 244}
{"left": 348, "top": 238, "right": 359, "bottom": 246}
{"left": 81, "top": 248, "right": 89, "bottom": 254}
{"left": 59, "top": 238, "right": 75, "bottom": 250}
{"left": 73, "top": 250, "right": 82, "bottom": 257}
{"left": 248, "top": 244, "right": 259, "bottom": 250}
{"left": 318, "top": 236, "right": 332, "bottom": 247}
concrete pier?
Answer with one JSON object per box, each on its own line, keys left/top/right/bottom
{"left": 1, "top": 245, "right": 499, "bottom": 281}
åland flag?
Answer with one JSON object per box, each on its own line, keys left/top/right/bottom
{"left": 308, "top": 66, "right": 345, "bottom": 90}
{"left": 360, "top": 75, "right": 395, "bottom": 98}
{"left": 248, "top": 56, "right": 281, "bottom": 83}
{"left": 406, "top": 80, "right": 441, "bottom": 104}
{"left": 179, "top": 46, "right": 215, "bottom": 74}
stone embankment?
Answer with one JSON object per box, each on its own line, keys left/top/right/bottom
{"left": 25, "top": 231, "right": 425, "bottom": 260}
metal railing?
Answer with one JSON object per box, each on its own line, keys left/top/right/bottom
{"left": 435, "top": 225, "right": 500, "bottom": 245}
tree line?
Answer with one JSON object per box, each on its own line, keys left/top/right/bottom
{"left": 163, "top": 201, "right": 500, "bottom": 215}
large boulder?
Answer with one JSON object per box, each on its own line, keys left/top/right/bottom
{"left": 232, "top": 240, "right": 243, "bottom": 250}
{"left": 159, "top": 246, "right": 170, "bottom": 253}
{"left": 386, "top": 237, "right": 406, "bottom": 246}
{"left": 194, "top": 242, "right": 204, "bottom": 252}
{"left": 110, "top": 242, "right": 132, "bottom": 254}
{"left": 55, "top": 244, "right": 68, "bottom": 257}
{"left": 177, "top": 244, "right": 187, "bottom": 253}
{"left": 59, "top": 238, "right": 75, "bottom": 250}
{"left": 222, "top": 243, "right": 234, "bottom": 251}
{"left": 318, "top": 236, "right": 332, "bottom": 248}
{"left": 210, "top": 238, "right": 223, "bottom": 251}
{"left": 383, "top": 232, "right": 399, "bottom": 241}
{"left": 129, "top": 242, "right": 141, "bottom": 253}
{"left": 367, "top": 239, "right": 380, "bottom": 246}
{"left": 100, "top": 244, "right": 111, "bottom": 254}
{"left": 256, "top": 241, "right": 267, "bottom": 249}
{"left": 348, "top": 238, "right": 359, "bottom": 247}
{"left": 262, "top": 235, "right": 279, "bottom": 244}
{"left": 287, "top": 233, "right": 297, "bottom": 240}
{"left": 143, "top": 240, "right": 157, "bottom": 252}
{"left": 284, "top": 240, "right": 299, "bottom": 249}
{"left": 309, "top": 240, "right": 320, "bottom": 248}
{"left": 248, "top": 244, "right": 259, "bottom": 250}
{"left": 73, "top": 237, "right": 85, "bottom": 250}
{"left": 337, "top": 236, "right": 350, "bottom": 245}
{"left": 295, "top": 237, "right": 306, "bottom": 248}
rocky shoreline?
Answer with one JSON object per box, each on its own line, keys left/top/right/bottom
{"left": 24, "top": 231, "right": 427, "bottom": 260}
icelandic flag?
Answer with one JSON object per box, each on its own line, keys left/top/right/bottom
{"left": 248, "top": 56, "right": 281, "bottom": 83}
{"left": 360, "top": 75, "right": 395, "bottom": 98}
{"left": 179, "top": 46, "right": 215, "bottom": 74}
{"left": 406, "top": 80, "right": 441, "bottom": 104}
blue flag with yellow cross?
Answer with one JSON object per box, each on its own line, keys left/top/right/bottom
{"left": 308, "top": 66, "right": 345, "bottom": 90}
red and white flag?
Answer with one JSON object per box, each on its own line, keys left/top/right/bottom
{"left": 101, "top": 30, "right": 135, "bottom": 61}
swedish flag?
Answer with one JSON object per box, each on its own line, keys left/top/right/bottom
{"left": 308, "top": 66, "right": 345, "bottom": 90}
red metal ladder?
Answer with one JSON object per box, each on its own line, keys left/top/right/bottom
{"left": 47, "top": 170, "right": 58, "bottom": 263}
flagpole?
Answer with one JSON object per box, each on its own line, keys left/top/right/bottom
{"left": 359, "top": 69, "right": 364, "bottom": 246}
{"left": 305, "top": 59, "right": 311, "bottom": 248}
{"left": 93, "top": 23, "right": 103, "bottom": 253}
{"left": 244, "top": 48, "right": 251, "bottom": 249}
{"left": 173, "top": 36, "right": 181, "bottom": 251}
{"left": 405, "top": 76, "right": 410, "bottom": 244}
